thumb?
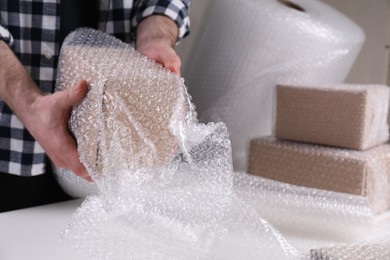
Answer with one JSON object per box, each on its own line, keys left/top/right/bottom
{"left": 58, "top": 80, "right": 89, "bottom": 108}
{"left": 166, "top": 59, "right": 181, "bottom": 75}
{"left": 162, "top": 50, "right": 181, "bottom": 75}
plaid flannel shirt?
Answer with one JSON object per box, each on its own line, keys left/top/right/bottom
{"left": 0, "top": 0, "right": 190, "bottom": 176}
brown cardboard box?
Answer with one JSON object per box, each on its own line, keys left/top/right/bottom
{"left": 248, "top": 137, "right": 390, "bottom": 213}
{"left": 275, "top": 84, "right": 389, "bottom": 150}
{"left": 58, "top": 45, "right": 185, "bottom": 176}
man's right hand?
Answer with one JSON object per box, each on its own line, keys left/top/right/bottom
{"left": 22, "top": 81, "right": 91, "bottom": 181}
{"left": 0, "top": 40, "right": 91, "bottom": 181}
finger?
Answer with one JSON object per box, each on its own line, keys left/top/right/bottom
{"left": 70, "top": 80, "right": 89, "bottom": 104}
{"left": 71, "top": 160, "right": 92, "bottom": 182}
{"left": 162, "top": 50, "right": 181, "bottom": 74}
{"left": 140, "top": 47, "right": 181, "bottom": 74}
{"left": 57, "top": 80, "right": 89, "bottom": 109}
{"left": 62, "top": 150, "right": 92, "bottom": 182}
{"left": 51, "top": 134, "right": 92, "bottom": 181}
{"left": 166, "top": 60, "right": 181, "bottom": 75}
{"left": 67, "top": 151, "right": 90, "bottom": 180}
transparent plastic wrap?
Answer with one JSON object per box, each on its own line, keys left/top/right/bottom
{"left": 56, "top": 33, "right": 186, "bottom": 180}
{"left": 233, "top": 173, "right": 390, "bottom": 256}
{"left": 310, "top": 238, "right": 390, "bottom": 260}
{"left": 54, "top": 167, "right": 98, "bottom": 198}
{"left": 55, "top": 28, "right": 300, "bottom": 260}
{"left": 233, "top": 172, "right": 376, "bottom": 241}
{"left": 182, "top": 0, "right": 365, "bottom": 170}
{"left": 55, "top": 29, "right": 390, "bottom": 259}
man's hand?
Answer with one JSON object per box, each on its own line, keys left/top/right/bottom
{"left": 136, "top": 15, "right": 181, "bottom": 74}
{"left": 0, "top": 41, "right": 91, "bottom": 181}
{"left": 23, "top": 81, "right": 91, "bottom": 181}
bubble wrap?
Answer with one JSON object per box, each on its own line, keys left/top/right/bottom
{"left": 233, "top": 172, "right": 375, "bottom": 241}
{"left": 55, "top": 28, "right": 390, "bottom": 259}
{"left": 55, "top": 28, "right": 300, "bottom": 260}
{"left": 276, "top": 84, "right": 390, "bottom": 150}
{"left": 54, "top": 166, "right": 98, "bottom": 198}
{"left": 182, "top": 0, "right": 365, "bottom": 170}
{"left": 233, "top": 173, "right": 390, "bottom": 256}
{"left": 248, "top": 137, "right": 390, "bottom": 214}
{"left": 56, "top": 38, "right": 185, "bottom": 179}
{"left": 310, "top": 238, "right": 390, "bottom": 260}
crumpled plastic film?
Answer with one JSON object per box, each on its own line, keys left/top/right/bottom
{"left": 310, "top": 238, "right": 390, "bottom": 260}
{"left": 55, "top": 28, "right": 300, "bottom": 260}
{"left": 233, "top": 172, "right": 376, "bottom": 242}
{"left": 54, "top": 167, "right": 98, "bottom": 198}
{"left": 182, "top": 0, "right": 365, "bottom": 170}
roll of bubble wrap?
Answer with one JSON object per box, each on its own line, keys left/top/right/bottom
{"left": 248, "top": 137, "right": 390, "bottom": 214}
{"left": 276, "top": 84, "right": 390, "bottom": 150}
{"left": 54, "top": 28, "right": 301, "bottom": 260}
{"left": 182, "top": 0, "right": 365, "bottom": 170}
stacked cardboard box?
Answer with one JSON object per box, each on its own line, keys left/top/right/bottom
{"left": 248, "top": 84, "right": 390, "bottom": 213}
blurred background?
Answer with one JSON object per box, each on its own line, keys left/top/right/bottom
{"left": 177, "top": 0, "right": 390, "bottom": 85}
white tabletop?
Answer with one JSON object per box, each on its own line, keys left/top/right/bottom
{"left": 0, "top": 199, "right": 86, "bottom": 260}
{"left": 1, "top": 199, "right": 390, "bottom": 260}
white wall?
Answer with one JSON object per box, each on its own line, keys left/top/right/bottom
{"left": 323, "top": 0, "right": 390, "bottom": 85}
{"left": 176, "top": 0, "right": 209, "bottom": 70}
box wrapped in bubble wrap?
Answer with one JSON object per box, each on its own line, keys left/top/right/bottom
{"left": 248, "top": 137, "right": 390, "bottom": 214}
{"left": 56, "top": 31, "right": 186, "bottom": 178}
{"left": 275, "top": 84, "right": 390, "bottom": 150}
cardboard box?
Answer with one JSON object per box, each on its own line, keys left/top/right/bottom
{"left": 275, "top": 84, "right": 389, "bottom": 150}
{"left": 248, "top": 137, "right": 390, "bottom": 213}
{"left": 58, "top": 45, "right": 185, "bottom": 176}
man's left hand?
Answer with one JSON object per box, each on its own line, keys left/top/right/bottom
{"left": 136, "top": 15, "right": 181, "bottom": 74}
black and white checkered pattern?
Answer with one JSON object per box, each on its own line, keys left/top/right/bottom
{"left": 132, "top": 0, "right": 190, "bottom": 42}
{"left": 0, "top": 0, "right": 190, "bottom": 176}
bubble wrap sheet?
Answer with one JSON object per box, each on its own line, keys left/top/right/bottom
{"left": 55, "top": 29, "right": 390, "bottom": 259}
{"left": 55, "top": 28, "right": 300, "bottom": 260}
{"left": 182, "top": 0, "right": 365, "bottom": 170}
{"left": 310, "top": 238, "right": 390, "bottom": 260}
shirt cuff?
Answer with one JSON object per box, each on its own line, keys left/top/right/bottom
{"left": 132, "top": 0, "right": 191, "bottom": 44}
{"left": 0, "top": 21, "right": 14, "bottom": 46}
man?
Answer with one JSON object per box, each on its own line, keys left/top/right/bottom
{"left": 0, "top": 0, "right": 190, "bottom": 211}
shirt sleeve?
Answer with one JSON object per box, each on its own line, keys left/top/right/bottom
{"left": 132, "top": 0, "right": 191, "bottom": 43}
{"left": 0, "top": 18, "right": 14, "bottom": 46}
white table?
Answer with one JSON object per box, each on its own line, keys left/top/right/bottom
{"left": 1, "top": 199, "right": 390, "bottom": 260}
{"left": 0, "top": 199, "right": 86, "bottom": 260}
